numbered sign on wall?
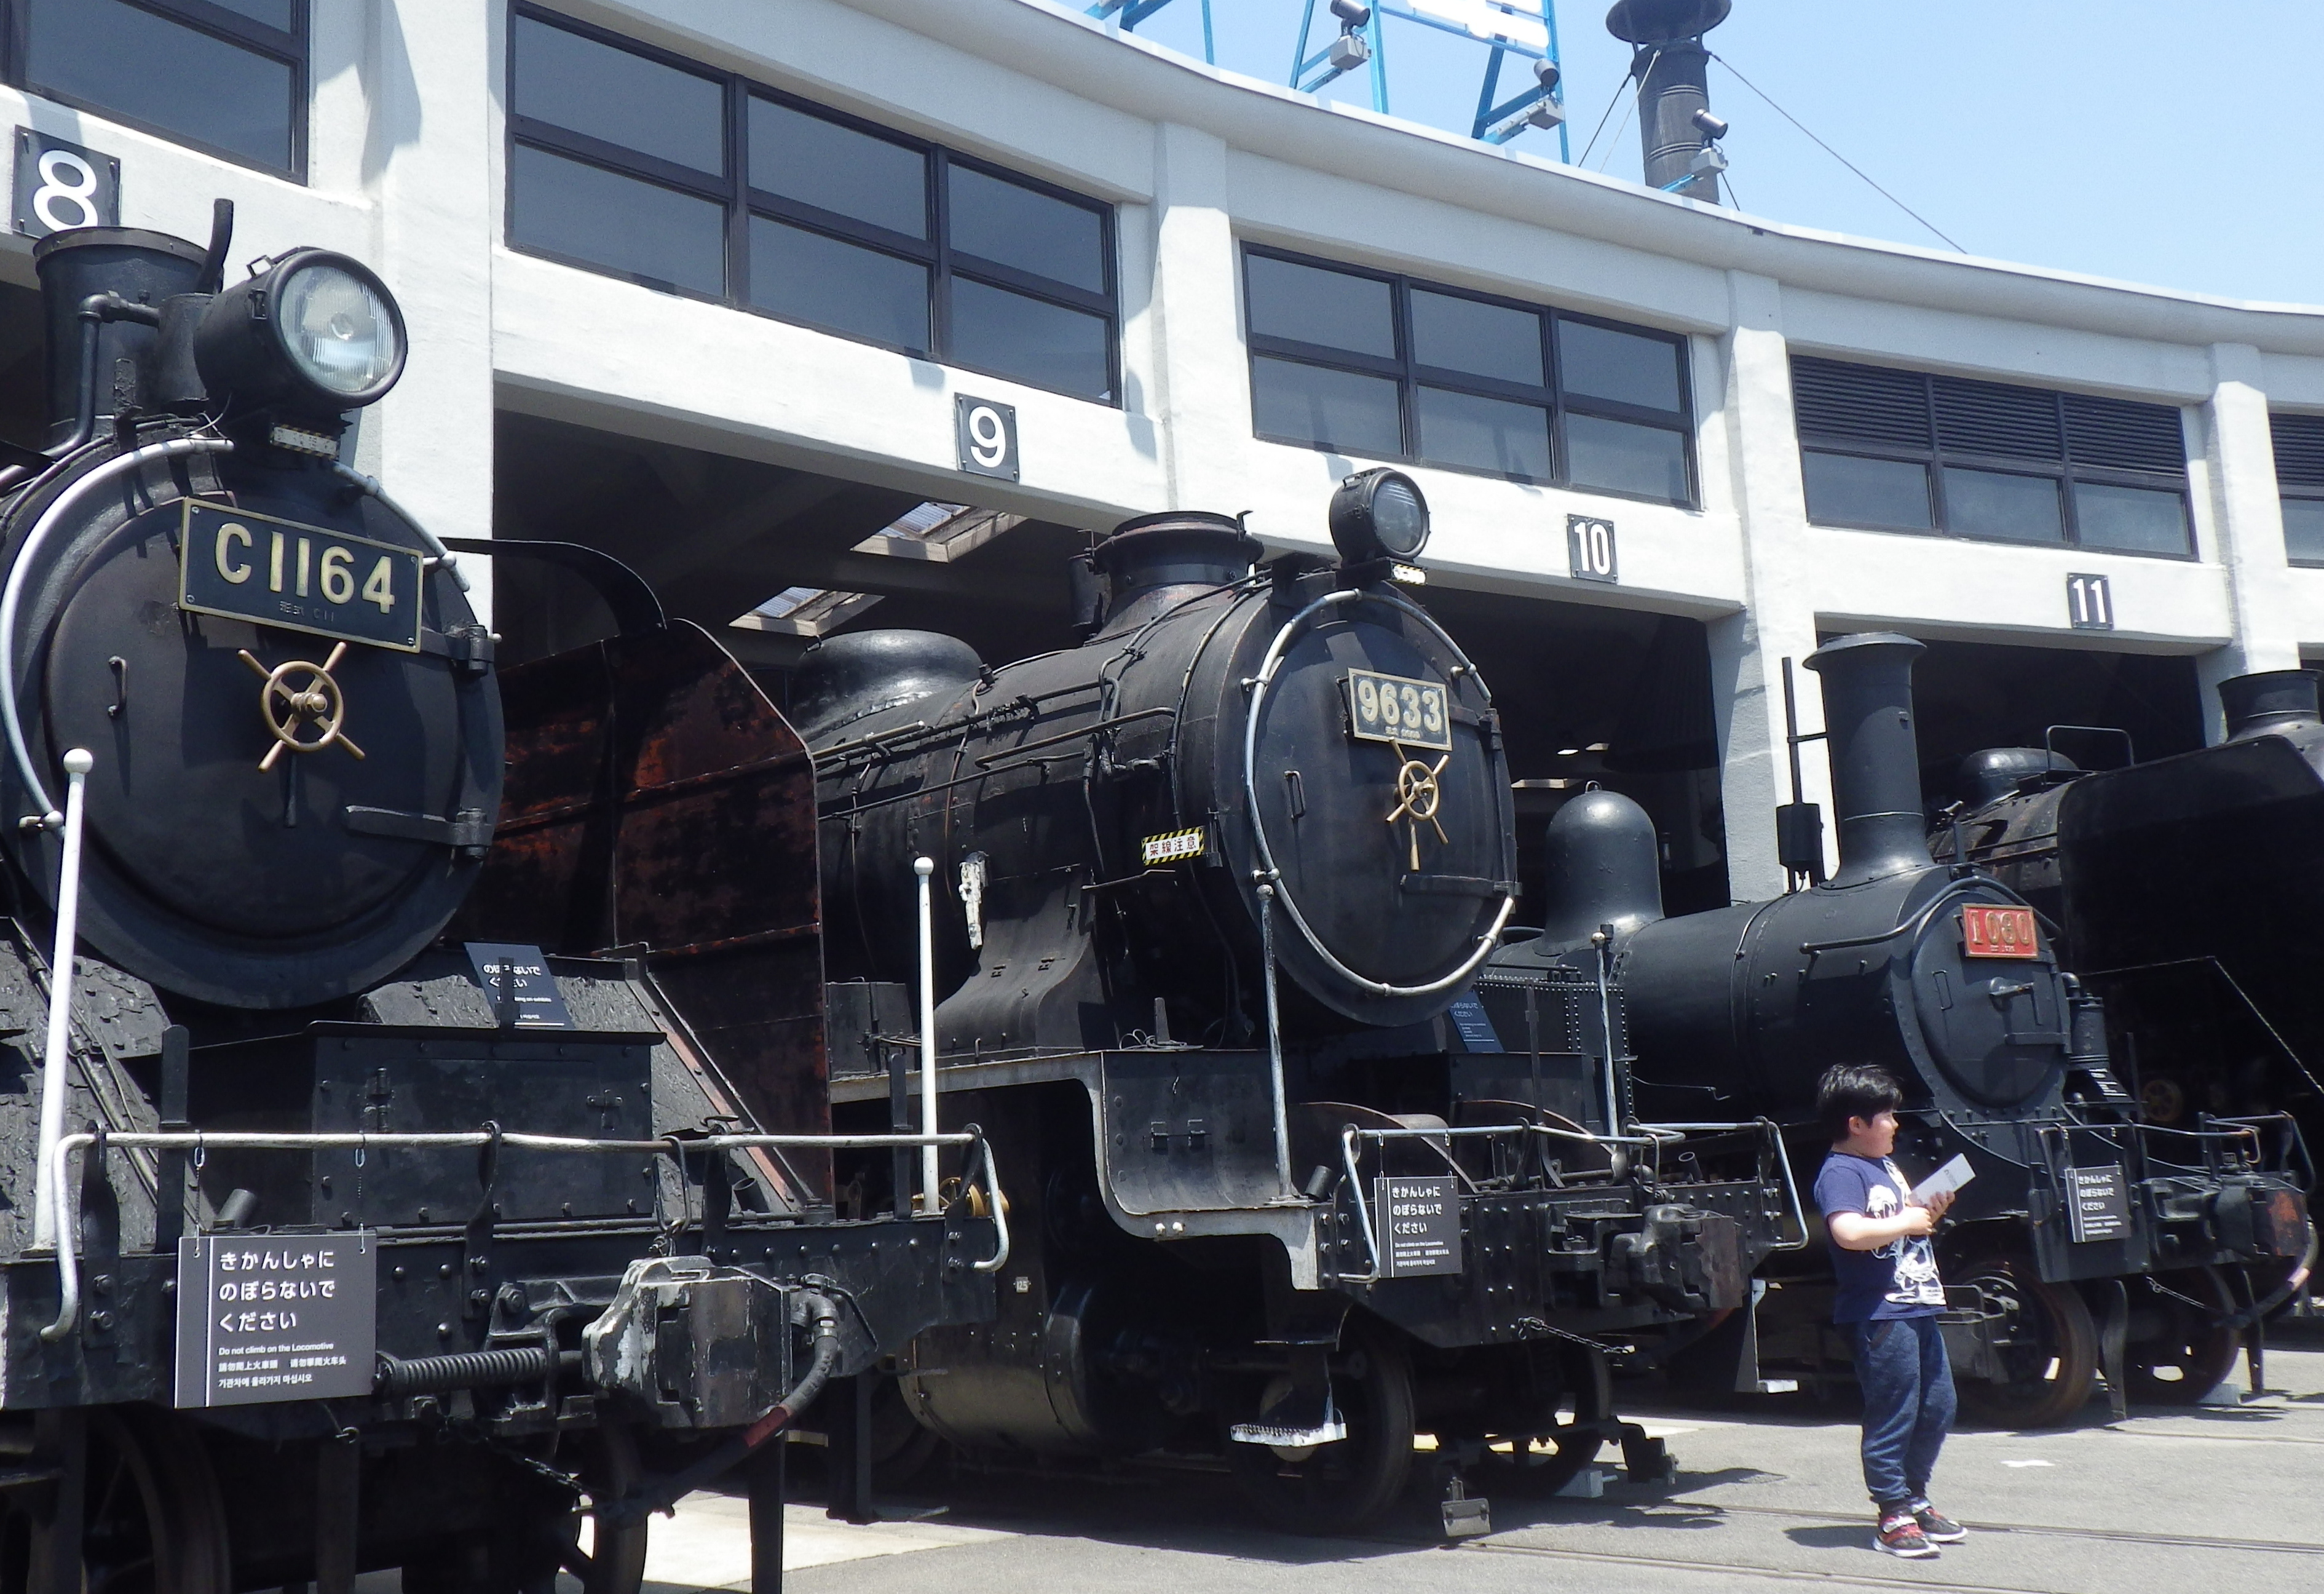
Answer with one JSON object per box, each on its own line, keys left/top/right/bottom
{"left": 2066, "top": 572, "right": 2113, "bottom": 631}
{"left": 13, "top": 129, "right": 119, "bottom": 239}
{"left": 955, "top": 394, "right": 1019, "bottom": 482}
{"left": 1567, "top": 514, "right": 1618, "bottom": 584}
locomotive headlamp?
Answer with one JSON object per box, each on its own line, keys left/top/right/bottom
{"left": 194, "top": 248, "right": 407, "bottom": 415}
{"left": 1327, "top": 468, "right": 1431, "bottom": 567}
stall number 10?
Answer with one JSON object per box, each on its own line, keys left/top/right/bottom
{"left": 1567, "top": 515, "right": 1618, "bottom": 584}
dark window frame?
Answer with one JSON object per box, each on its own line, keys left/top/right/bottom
{"left": 1794, "top": 355, "right": 2196, "bottom": 560}
{"left": 0, "top": 0, "right": 309, "bottom": 181}
{"left": 2270, "top": 410, "right": 2324, "bottom": 569}
{"left": 505, "top": 4, "right": 1120, "bottom": 406}
{"left": 1240, "top": 244, "right": 1697, "bottom": 507}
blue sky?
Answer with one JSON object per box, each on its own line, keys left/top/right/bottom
{"left": 1104, "top": 1, "right": 2324, "bottom": 305}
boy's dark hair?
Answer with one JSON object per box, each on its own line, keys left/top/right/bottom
{"left": 1818, "top": 1063, "right": 1903, "bottom": 1141}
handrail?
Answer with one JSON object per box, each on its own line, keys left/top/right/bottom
{"left": 39, "top": 1126, "right": 1006, "bottom": 1341}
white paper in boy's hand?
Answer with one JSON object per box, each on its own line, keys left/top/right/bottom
{"left": 1911, "top": 1154, "right": 1975, "bottom": 1207}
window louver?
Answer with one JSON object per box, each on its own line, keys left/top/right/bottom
{"left": 1792, "top": 357, "right": 1927, "bottom": 446}
{"left": 2272, "top": 412, "right": 2324, "bottom": 488}
{"left": 2065, "top": 395, "right": 2186, "bottom": 474}
{"left": 1934, "top": 378, "right": 2063, "bottom": 461}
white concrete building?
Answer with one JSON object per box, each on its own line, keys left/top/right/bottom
{"left": 13, "top": 0, "right": 2324, "bottom": 905}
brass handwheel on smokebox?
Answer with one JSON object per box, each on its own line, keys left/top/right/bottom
{"left": 239, "top": 643, "right": 367, "bottom": 771}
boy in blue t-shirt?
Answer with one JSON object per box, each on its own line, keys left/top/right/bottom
{"left": 1812, "top": 1063, "right": 1963, "bottom": 1560}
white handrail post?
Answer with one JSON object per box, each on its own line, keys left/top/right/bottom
{"left": 914, "top": 856, "right": 941, "bottom": 1215}
{"left": 32, "top": 748, "right": 93, "bottom": 1251}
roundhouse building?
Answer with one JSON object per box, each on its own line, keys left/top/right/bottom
{"left": 15, "top": 0, "right": 2323, "bottom": 908}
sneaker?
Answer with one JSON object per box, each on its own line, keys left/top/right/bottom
{"left": 1875, "top": 1510, "right": 1939, "bottom": 1558}
{"left": 1911, "top": 1503, "right": 1966, "bottom": 1543}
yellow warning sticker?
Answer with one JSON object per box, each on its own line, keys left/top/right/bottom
{"left": 1140, "top": 827, "right": 1206, "bottom": 866}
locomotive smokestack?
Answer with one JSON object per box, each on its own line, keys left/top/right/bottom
{"left": 33, "top": 228, "right": 208, "bottom": 445}
{"left": 1605, "top": 0, "right": 1731, "bottom": 203}
{"left": 1090, "top": 511, "right": 1259, "bottom": 632}
{"left": 2218, "top": 668, "right": 2322, "bottom": 741}
{"left": 1803, "top": 632, "right": 1932, "bottom": 886}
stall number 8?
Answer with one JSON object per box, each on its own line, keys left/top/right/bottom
{"left": 31, "top": 149, "right": 102, "bottom": 233}
{"left": 1567, "top": 515, "right": 1618, "bottom": 584}
{"left": 955, "top": 395, "right": 1019, "bottom": 481}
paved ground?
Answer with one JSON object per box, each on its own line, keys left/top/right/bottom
{"left": 336, "top": 1331, "right": 2324, "bottom": 1592}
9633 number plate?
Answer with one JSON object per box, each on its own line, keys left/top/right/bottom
{"left": 1344, "top": 668, "right": 1450, "bottom": 751}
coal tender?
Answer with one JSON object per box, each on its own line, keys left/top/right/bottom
{"left": 1492, "top": 634, "right": 2308, "bottom": 1425}
{"left": 806, "top": 480, "right": 1795, "bottom": 1534}
{"left": 0, "top": 215, "right": 994, "bottom": 1592}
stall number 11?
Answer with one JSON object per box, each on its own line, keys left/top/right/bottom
{"left": 2066, "top": 573, "right": 2114, "bottom": 631}
{"left": 1567, "top": 515, "right": 1618, "bottom": 584}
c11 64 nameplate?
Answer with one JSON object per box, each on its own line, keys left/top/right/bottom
{"left": 1345, "top": 668, "right": 1450, "bottom": 751}
{"left": 175, "top": 1231, "right": 377, "bottom": 1408}
{"left": 180, "top": 499, "right": 424, "bottom": 653}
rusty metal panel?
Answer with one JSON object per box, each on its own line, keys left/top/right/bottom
{"left": 459, "top": 623, "right": 830, "bottom": 1191}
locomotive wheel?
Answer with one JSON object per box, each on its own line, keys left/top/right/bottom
{"left": 403, "top": 1425, "right": 647, "bottom": 1594}
{"left": 1492, "top": 1342, "right": 1613, "bottom": 1497}
{"left": 1953, "top": 1256, "right": 2099, "bottom": 1429}
{"left": 0, "top": 1408, "right": 231, "bottom": 1594}
{"left": 542, "top": 1425, "right": 649, "bottom": 1594}
{"left": 2124, "top": 1271, "right": 2242, "bottom": 1405}
{"left": 1227, "top": 1315, "right": 1415, "bottom": 1537}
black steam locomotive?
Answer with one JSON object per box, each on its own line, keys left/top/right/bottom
{"left": 804, "top": 491, "right": 1798, "bottom": 1533}
{"left": 0, "top": 215, "right": 995, "bottom": 1590}
{"left": 1933, "top": 667, "right": 2324, "bottom": 1379}
{"left": 1486, "top": 635, "right": 2309, "bottom": 1425}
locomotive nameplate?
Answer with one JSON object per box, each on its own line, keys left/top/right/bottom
{"left": 179, "top": 499, "right": 425, "bottom": 654}
{"left": 174, "top": 1231, "right": 377, "bottom": 1408}
{"left": 1960, "top": 903, "right": 2039, "bottom": 959}
{"left": 1375, "top": 1174, "right": 1463, "bottom": 1277}
{"left": 1343, "top": 668, "right": 1452, "bottom": 752}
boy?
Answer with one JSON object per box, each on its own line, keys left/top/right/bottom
{"left": 1813, "top": 1063, "right": 1963, "bottom": 1560}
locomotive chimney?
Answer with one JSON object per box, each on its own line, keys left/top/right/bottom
{"left": 2218, "top": 668, "right": 2322, "bottom": 741}
{"left": 1605, "top": 0, "right": 1732, "bottom": 203}
{"left": 1803, "top": 632, "right": 1933, "bottom": 886}
{"left": 32, "top": 227, "right": 209, "bottom": 446}
{"left": 1538, "top": 788, "right": 1665, "bottom": 950}
{"left": 1089, "top": 511, "right": 1260, "bottom": 632}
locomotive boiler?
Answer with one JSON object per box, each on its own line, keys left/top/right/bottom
{"left": 1489, "top": 633, "right": 2308, "bottom": 1425}
{"left": 0, "top": 215, "right": 994, "bottom": 1592}
{"left": 806, "top": 488, "right": 1798, "bottom": 1533}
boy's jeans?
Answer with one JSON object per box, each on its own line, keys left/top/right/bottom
{"left": 1850, "top": 1314, "right": 1956, "bottom": 1508}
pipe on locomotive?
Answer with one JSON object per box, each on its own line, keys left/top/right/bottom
{"left": 39, "top": 1127, "right": 1011, "bottom": 1340}
{"left": 28, "top": 747, "right": 90, "bottom": 1252}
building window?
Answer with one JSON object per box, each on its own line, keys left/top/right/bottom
{"left": 8, "top": 0, "right": 306, "bottom": 178}
{"left": 2271, "top": 411, "right": 2324, "bottom": 567}
{"left": 1793, "top": 356, "right": 2193, "bottom": 558}
{"left": 505, "top": 6, "right": 1118, "bottom": 405}
{"left": 1241, "top": 247, "right": 1695, "bottom": 506}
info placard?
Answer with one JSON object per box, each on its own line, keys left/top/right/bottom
{"left": 464, "top": 942, "right": 576, "bottom": 1029}
{"left": 1375, "top": 1175, "right": 1463, "bottom": 1277}
{"left": 2065, "top": 1164, "right": 2133, "bottom": 1244}
{"left": 175, "top": 1232, "right": 377, "bottom": 1408}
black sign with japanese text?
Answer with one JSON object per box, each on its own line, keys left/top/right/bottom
{"left": 175, "top": 1232, "right": 376, "bottom": 1408}
{"left": 2065, "top": 1163, "right": 2133, "bottom": 1243}
{"left": 1375, "top": 1175, "right": 1463, "bottom": 1277}
{"left": 465, "top": 942, "right": 575, "bottom": 1029}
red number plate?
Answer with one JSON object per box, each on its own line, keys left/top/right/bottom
{"left": 1961, "top": 904, "right": 2039, "bottom": 959}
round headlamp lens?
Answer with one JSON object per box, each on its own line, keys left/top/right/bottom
{"left": 1370, "top": 477, "right": 1428, "bottom": 557}
{"left": 277, "top": 262, "right": 400, "bottom": 397}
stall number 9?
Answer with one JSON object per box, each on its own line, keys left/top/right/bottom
{"left": 955, "top": 394, "right": 1019, "bottom": 481}
{"left": 1345, "top": 668, "right": 1452, "bottom": 751}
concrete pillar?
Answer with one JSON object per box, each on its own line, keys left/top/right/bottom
{"left": 1145, "top": 122, "right": 1249, "bottom": 515}
{"left": 1707, "top": 269, "right": 1832, "bottom": 898}
{"left": 2194, "top": 341, "right": 2298, "bottom": 740}
{"left": 344, "top": 1, "right": 501, "bottom": 623}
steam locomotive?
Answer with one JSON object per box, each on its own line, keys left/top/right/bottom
{"left": 1485, "top": 635, "right": 2310, "bottom": 1425}
{"left": 1932, "top": 667, "right": 2324, "bottom": 1381}
{"left": 804, "top": 493, "right": 1798, "bottom": 1533}
{"left": 0, "top": 214, "right": 996, "bottom": 1591}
